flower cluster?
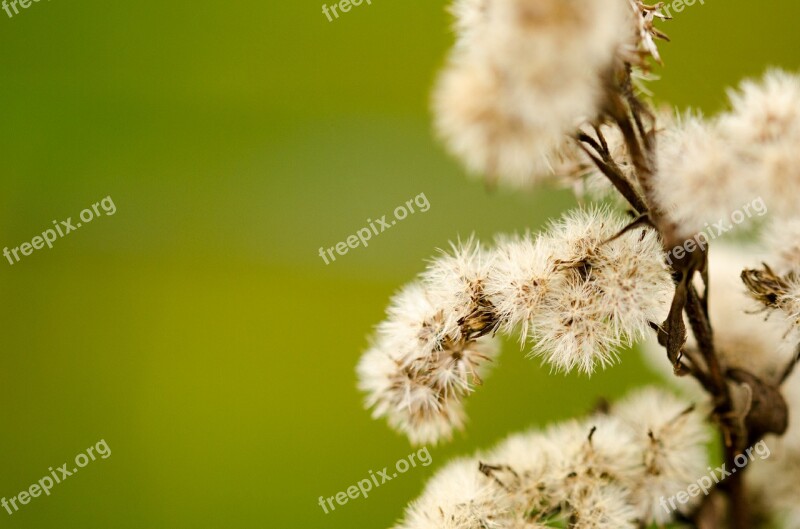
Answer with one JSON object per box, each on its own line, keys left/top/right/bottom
{"left": 750, "top": 368, "right": 800, "bottom": 528}
{"left": 358, "top": 208, "right": 672, "bottom": 444}
{"left": 356, "top": 1, "right": 800, "bottom": 526}
{"left": 357, "top": 241, "right": 500, "bottom": 446}
{"left": 492, "top": 208, "right": 671, "bottom": 374}
{"left": 433, "top": 0, "right": 666, "bottom": 189}
{"left": 654, "top": 70, "right": 800, "bottom": 237}
{"left": 393, "top": 388, "right": 709, "bottom": 529}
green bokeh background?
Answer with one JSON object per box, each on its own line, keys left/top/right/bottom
{"left": 0, "top": 1, "right": 797, "bottom": 528}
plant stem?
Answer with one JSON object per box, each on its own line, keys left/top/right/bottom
{"left": 602, "top": 72, "right": 752, "bottom": 528}
{"left": 724, "top": 444, "right": 750, "bottom": 529}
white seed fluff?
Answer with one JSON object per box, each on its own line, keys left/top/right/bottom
{"left": 654, "top": 114, "right": 758, "bottom": 238}
{"left": 421, "top": 238, "right": 494, "bottom": 338}
{"left": 529, "top": 208, "right": 672, "bottom": 374}
{"left": 358, "top": 280, "right": 500, "bottom": 445}
{"left": 654, "top": 71, "right": 800, "bottom": 230}
{"left": 748, "top": 369, "right": 800, "bottom": 529}
{"left": 394, "top": 387, "right": 705, "bottom": 529}
{"left": 396, "top": 458, "right": 512, "bottom": 529}
{"left": 613, "top": 388, "right": 710, "bottom": 524}
{"left": 485, "top": 233, "right": 560, "bottom": 343}
{"left": 763, "top": 217, "right": 800, "bottom": 275}
{"left": 433, "top": 0, "right": 633, "bottom": 188}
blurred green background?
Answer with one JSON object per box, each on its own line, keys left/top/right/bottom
{"left": 0, "top": 1, "right": 797, "bottom": 527}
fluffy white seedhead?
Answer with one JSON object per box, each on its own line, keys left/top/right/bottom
{"left": 422, "top": 238, "right": 494, "bottom": 337}
{"left": 723, "top": 69, "right": 800, "bottom": 147}
{"left": 545, "top": 416, "right": 640, "bottom": 492}
{"left": 397, "top": 458, "right": 512, "bottom": 529}
{"left": 529, "top": 208, "right": 672, "bottom": 374}
{"left": 533, "top": 278, "right": 624, "bottom": 374}
{"left": 485, "top": 233, "right": 560, "bottom": 342}
{"left": 587, "top": 219, "right": 672, "bottom": 338}
{"left": 358, "top": 280, "right": 501, "bottom": 445}
{"left": 434, "top": 0, "right": 635, "bottom": 188}
{"left": 654, "top": 114, "right": 758, "bottom": 238}
{"left": 378, "top": 282, "right": 452, "bottom": 364}
{"left": 568, "top": 484, "right": 638, "bottom": 529}
{"left": 394, "top": 388, "right": 701, "bottom": 529}
{"left": 433, "top": 56, "right": 573, "bottom": 188}
{"left": 449, "top": 0, "right": 490, "bottom": 50}
{"left": 613, "top": 388, "right": 710, "bottom": 524}
{"left": 479, "top": 430, "right": 560, "bottom": 524}
{"left": 656, "top": 70, "right": 800, "bottom": 225}
{"left": 484, "top": 0, "right": 628, "bottom": 125}
{"left": 517, "top": 415, "right": 639, "bottom": 528}
{"left": 720, "top": 70, "right": 800, "bottom": 219}
{"left": 763, "top": 217, "right": 800, "bottom": 275}
{"left": 357, "top": 344, "right": 467, "bottom": 445}
{"left": 757, "top": 143, "right": 800, "bottom": 219}
{"left": 748, "top": 368, "right": 800, "bottom": 528}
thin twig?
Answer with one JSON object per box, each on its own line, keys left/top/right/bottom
{"left": 577, "top": 141, "right": 647, "bottom": 214}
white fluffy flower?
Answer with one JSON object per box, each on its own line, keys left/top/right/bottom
{"left": 613, "top": 388, "right": 710, "bottom": 524}
{"left": 433, "top": 56, "right": 575, "bottom": 188}
{"left": 748, "top": 368, "right": 800, "bottom": 528}
{"left": 529, "top": 208, "right": 672, "bottom": 374}
{"left": 757, "top": 143, "right": 800, "bottom": 219}
{"left": 377, "top": 282, "right": 452, "bottom": 364}
{"left": 533, "top": 278, "right": 624, "bottom": 374}
{"left": 357, "top": 344, "right": 467, "bottom": 445}
{"left": 396, "top": 458, "right": 512, "bottom": 529}
{"left": 567, "top": 484, "right": 638, "bottom": 529}
{"left": 722, "top": 69, "right": 800, "bottom": 146}
{"left": 434, "top": 0, "right": 633, "bottom": 188}
{"left": 763, "top": 217, "right": 800, "bottom": 275}
{"left": 485, "top": 233, "right": 559, "bottom": 342}
{"left": 589, "top": 221, "right": 672, "bottom": 338}
{"left": 449, "top": 0, "right": 490, "bottom": 50}
{"left": 544, "top": 415, "right": 641, "bottom": 490}
{"left": 358, "top": 281, "right": 500, "bottom": 445}
{"left": 422, "top": 238, "right": 494, "bottom": 337}
{"left": 394, "top": 387, "right": 704, "bottom": 529}
{"left": 720, "top": 70, "right": 800, "bottom": 219}
{"left": 654, "top": 114, "right": 758, "bottom": 238}
{"left": 655, "top": 71, "right": 800, "bottom": 229}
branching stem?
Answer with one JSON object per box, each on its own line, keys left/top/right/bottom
{"left": 595, "top": 68, "right": 754, "bottom": 529}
